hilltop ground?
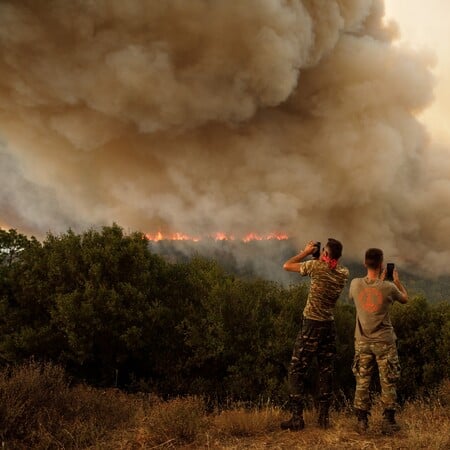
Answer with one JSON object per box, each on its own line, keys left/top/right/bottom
{"left": 199, "top": 407, "right": 449, "bottom": 449}
{"left": 108, "top": 395, "right": 449, "bottom": 450}
{"left": 1, "top": 360, "right": 448, "bottom": 450}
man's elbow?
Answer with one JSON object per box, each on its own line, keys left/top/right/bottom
{"left": 283, "top": 262, "right": 296, "bottom": 272}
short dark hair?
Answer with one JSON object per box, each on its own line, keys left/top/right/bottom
{"left": 326, "top": 238, "right": 343, "bottom": 260}
{"left": 365, "top": 248, "right": 383, "bottom": 269}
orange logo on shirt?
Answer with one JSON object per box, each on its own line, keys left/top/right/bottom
{"left": 358, "top": 287, "right": 382, "bottom": 313}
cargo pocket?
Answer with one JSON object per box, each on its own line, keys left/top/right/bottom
{"left": 386, "top": 357, "right": 400, "bottom": 383}
{"left": 352, "top": 354, "right": 360, "bottom": 377}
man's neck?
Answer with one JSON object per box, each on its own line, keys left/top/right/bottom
{"left": 366, "top": 268, "right": 381, "bottom": 280}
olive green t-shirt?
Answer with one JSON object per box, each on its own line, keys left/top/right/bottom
{"left": 349, "top": 277, "right": 404, "bottom": 343}
{"left": 298, "top": 259, "right": 349, "bottom": 321}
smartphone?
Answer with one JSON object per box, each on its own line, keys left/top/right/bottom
{"left": 386, "top": 263, "right": 395, "bottom": 281}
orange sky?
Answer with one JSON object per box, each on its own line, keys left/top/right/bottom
{"left": 384, "top": 0, "right": 450, "bottom": 143}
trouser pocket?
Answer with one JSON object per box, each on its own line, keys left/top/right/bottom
{"left": 352, "top": 353, "right": 360, "bottom": 377}
{"left": 386, "top": 357, "right": 400, "bottom": 383}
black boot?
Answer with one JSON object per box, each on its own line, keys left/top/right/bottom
{"left": 382, "top": 409, "right": 400, "bottom": 434}
{"left": 281, "top": 412, "right": 305, "bottom": 431}
{"left": 355, "top": 408, "right": 369, "bottom": 433}
{"left": 318, "top": 402, "right": 330, "bottom": 429}
{"left": 281, "top": 400, "right": 305, "bottom": 431}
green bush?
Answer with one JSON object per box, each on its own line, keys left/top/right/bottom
{"left": 392, "top": 297, "right": 450, "bottom": 399}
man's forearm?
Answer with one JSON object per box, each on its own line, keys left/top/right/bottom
{"left": 283, "top": 250, "right": 310, "bottom": 271}
{"left": 283, "top": 242, "right": 316, "bottom": 272}
{"left": 394, "top": 280, "right": 406, "bottom": 294}
{"left": 395, "top": 280, "right": 408, "bottom": 302}
{"left": 286, "top": 250, "right": 310, "bottom": 264}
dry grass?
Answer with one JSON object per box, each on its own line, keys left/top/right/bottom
{"left": 100, "top": 396, "right": 449, "bottom": 450}
{"left": 0, "top": 362, "right": 449, "bottom": 449}
{"left": 137, "top": 396, "right": 209, "bottom": 447}
{"left": 0, "top": 361, "right": 137, "bottom": 449}
{"left": 213, "top": 404, "right": 284, "bottom": 437}
{"left": 203, "top": 398, "right": 450, "bottom": 450}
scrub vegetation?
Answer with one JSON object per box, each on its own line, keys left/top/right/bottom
{"left": 0, "top": 362, "right": 448, "bottom": 449}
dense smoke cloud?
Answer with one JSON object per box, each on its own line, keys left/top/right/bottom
{"left": 0, "top": 0, "right": 448, "bottom": 274}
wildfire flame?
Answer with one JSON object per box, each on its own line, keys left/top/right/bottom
{"left": 242, "top": 232, "right": 289, "bottom": 242}
{"left": 146, "top": 231, "right": 201, "bottom": 242}
{"left": 145, "top": 231, "right": 289, "bottom": 242}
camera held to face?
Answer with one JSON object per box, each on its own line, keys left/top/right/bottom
{"left": 312, "top": 241, "right": 321, "bottom": 259}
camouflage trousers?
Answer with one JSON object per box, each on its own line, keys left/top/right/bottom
{"left": 352, "top": 341, "right": 400, "bottom": 411}
{"left": 288, "top": 318, "right": 336, "bottom": 407}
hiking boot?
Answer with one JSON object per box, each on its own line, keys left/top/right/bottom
{"left": 280, "top": 414, "right": 305, "bottom": 431}
{"left": 281, "top": 399, "right": 305, "bottom": 431}
{"left": 355, "top": 408, "right": 369, "bottom": 434}
{"left": 382, "top": 409, "right": 400, "bottom": 434}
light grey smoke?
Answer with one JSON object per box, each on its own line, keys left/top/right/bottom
{"left": 0, "top": 0, "right": 448, "bottom": 275}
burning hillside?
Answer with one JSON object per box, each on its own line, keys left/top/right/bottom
{"left": 145, "top": 231, "right": 289, "bottom": 242}
{"left": 147, "top": 235, "right": 299, "bottom": 285}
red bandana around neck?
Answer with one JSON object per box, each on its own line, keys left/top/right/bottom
{"left": 321, "top": 254, "right": 338, "bottom": 269}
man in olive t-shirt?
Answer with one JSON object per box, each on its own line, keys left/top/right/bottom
{"left": 281, "top": 238, "right": 349, "bottom": 431}
{"left": 349, "top": 248, "right": 408, "bottom": 434}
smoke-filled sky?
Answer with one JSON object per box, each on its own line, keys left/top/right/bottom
{"left": 1, "top": 0, "right": 449, "bottom": 275}
{"left": 384, "top": 0, "right": 450, "bottom": 143}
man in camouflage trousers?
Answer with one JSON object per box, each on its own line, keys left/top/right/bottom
{"left": 281, "top": 238, "right": 349, "bottom": 430}
{"left": 349, "top": 248, "right": 408, "bottom": 434}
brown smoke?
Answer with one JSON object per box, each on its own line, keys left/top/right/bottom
{"left": 0, "top": 0, "right": 448, "bottom": 274}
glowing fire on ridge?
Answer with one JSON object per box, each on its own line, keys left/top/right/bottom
{"left": 145, "top": 231, "right": 289, "bottom": 242}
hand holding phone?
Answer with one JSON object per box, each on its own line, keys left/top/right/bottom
{"left": 385, "top": 262, "right": 395, "bottom": 281}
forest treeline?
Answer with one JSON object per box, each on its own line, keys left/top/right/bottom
{"left": 0, "top": 225, "right": 449, "bottom": 406}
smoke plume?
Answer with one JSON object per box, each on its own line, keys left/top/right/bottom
{"left": 0, "top": 0, "right": 449, "bottom": 274}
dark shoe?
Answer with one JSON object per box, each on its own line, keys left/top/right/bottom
{"left": 281, "top": 396, "right": 305, "bottom": 431}
{"left": 281, "top": 414, "right": 305, "bottom": 431}
{"left": 355, "top": 408, "right": 369, "bottom": 434}
{"left": 382, "top": 409, "right": 400, "bottom": 434}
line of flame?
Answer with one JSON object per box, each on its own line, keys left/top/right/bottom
{"left": 145, "top": 231, "right": 289, "bottom": 242}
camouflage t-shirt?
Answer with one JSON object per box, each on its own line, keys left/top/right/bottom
{"left": 298, "top": 259, "right": 349, "bottom": 321}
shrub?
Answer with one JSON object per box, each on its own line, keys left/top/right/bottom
{"left": 144, "top": 396, "right": 208, "bottom": 446}
{"left": 0, "top": 361, "right": 136, "bottom": 449}
{"left": 436, "top": 379, "right": 450, "bottom": 407}
{"left": 0, "top": 360, "right": 71, "bottom": 444}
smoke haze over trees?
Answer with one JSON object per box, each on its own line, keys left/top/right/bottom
{"left": 0, "top": 1, "right": 449, "bottom": 276}
{"left": 148, "top": 238, "right": 450, "bottom": 302}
